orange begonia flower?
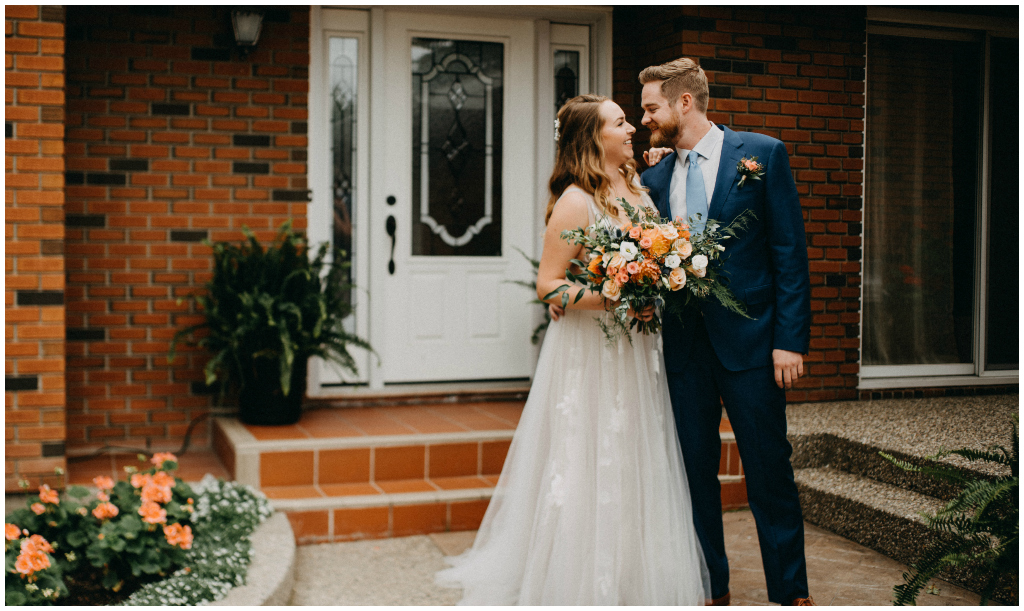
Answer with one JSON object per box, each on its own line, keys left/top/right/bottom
{"left": 38, "top": 484, "right": 59, "bottom": 505}
{"left": 92, "top": 501, "right": 119, "bottom": 521}
{"left": 163, "top": 523, "right": 194, "bottom": 550}
{"left": 150, "top": 452, "right": 178, "bottom": 467}
{"left": 138, "top": 500, "right": 167, "bottom": 524}
{"left": 93, "top": 475, "right": 115, "bottom": 490}
{"left": 5, "top": 523, "right": 21, "bottom": 540}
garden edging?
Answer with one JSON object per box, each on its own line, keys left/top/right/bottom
{"left": 210, "top": 512, "right": 295, "bottom": 606}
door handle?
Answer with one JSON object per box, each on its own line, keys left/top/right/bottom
{"left": 385, "top": 215, "right": 396, "bottom": 275}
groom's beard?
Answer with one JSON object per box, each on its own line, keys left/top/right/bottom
{"left": 649, "top": 116, "right": 679, "bottom": 149}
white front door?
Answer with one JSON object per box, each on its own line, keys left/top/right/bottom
{"left": 370, "top": 11, "right": 537, "bottom": 385}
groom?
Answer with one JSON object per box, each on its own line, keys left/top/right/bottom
{"left": 638, "top": 58, "right": 813, "bottom": 605}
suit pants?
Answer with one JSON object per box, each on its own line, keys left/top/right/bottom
{"left": 666, "top": 315, "right": 809, "bottom": 604}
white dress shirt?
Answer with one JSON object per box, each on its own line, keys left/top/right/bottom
{"left": 669, "top": 122, "right": 725, "bottom": 222}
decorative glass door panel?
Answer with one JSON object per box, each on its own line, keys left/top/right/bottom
{"left": 411, "top": 38, "right": 503, "bottom": 257}
{"left": 553, "top": 49, "right": 579, "bottom": 112}
{"left": 330, "top": 36, "right": 358, "bottom": 335}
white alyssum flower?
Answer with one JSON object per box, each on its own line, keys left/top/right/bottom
{"left": 619, "top": 241, "right": 639, "bottom": 261}
{"left": 691, "top": 254, "right": 709, "bottom": 271}
{"left": 664, "top": 254, "right": 681, "bottom": 269}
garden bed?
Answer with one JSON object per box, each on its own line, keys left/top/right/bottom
{"left": 5, "top": 456, "right": 273, "bottom": 606}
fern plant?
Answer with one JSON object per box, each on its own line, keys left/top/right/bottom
{"left": 880, "top": 416, "right": 1018, "bottom": 605}
{"left": 171, "top": 222, "right": 372, "bottom": 422}
{"left": 506, "top": 247, "right": 550, "bottom": 345}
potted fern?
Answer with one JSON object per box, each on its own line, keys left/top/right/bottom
{"left": 172, "top": 222, "right": 371, "bottom": 425}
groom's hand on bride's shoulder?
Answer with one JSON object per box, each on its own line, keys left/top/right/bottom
{"left": 643, "top": 147, "right": 673, "bottom": 167}
{"left": 772, "top": 349, "right": 804, "bottom": 390}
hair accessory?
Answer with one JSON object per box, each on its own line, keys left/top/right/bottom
{"left": 554, "top": 118, "right": 560, "bottom": 142}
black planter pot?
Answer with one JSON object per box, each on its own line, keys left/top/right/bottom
{"left": 238, "top": 358, "right": 308, "bottom": 426}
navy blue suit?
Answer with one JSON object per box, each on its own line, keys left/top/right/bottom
{"left": 641, "top": 125, "right": 811, "bottom": 603}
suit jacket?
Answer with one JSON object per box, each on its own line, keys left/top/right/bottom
{"left": 641, "top": 125, "right": 811, "bottom": 372}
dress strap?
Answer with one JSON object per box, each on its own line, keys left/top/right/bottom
{"left": 561, "top": 185, "right": 598, "bottom": 226}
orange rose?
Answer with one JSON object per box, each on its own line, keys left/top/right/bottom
{"left": 92, "top": 501, "right": 119, "bottom": 521}
{"left": 38, "top": 485, "right": 59, "bottom": 505}
{"left": 150, "top": 452, "right": 178, "bottom": 467}
{"left": 30, "top": 503, "right": 46, "bottom": 516}
{"left": 138, "top": 500, "right": 167, "bottom": 525}
{"left": 641, "top": 227, "right": 672, "bottom": 258}
{"left": 163, "top": 523, "right": 193, "bottom": 550}
{"left": 668, "top": 268, "right": 687, "bottom": 291}
{"left": 93, "top": 476, "right": 115, "bottom": 490}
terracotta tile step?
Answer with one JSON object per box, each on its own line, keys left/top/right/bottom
{"left": 273, "top": 475, "right": 748, "bottom": 544}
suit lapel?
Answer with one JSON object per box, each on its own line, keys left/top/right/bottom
{"left": 645, "top": 151, "right": 675, "bottom": 219}
{"left": 707, "top": 126, "right": 744, "bottom": 222}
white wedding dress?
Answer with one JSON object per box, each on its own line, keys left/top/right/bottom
{"left": 436, "top": 187, "right": 711, "bottom": 605}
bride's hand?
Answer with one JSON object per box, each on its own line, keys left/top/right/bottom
{"left": 628, "top": 304, "right": 655, "bottom": 322}
{"left": 548, "top": 303, "right": 564, "bottom": 321}
{"left": 643, "top": 147, "right": 673, "bottom": 167}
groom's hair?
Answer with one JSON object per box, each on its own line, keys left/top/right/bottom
{"left": 638, "top": 58, "right": 709, "bottom": 114}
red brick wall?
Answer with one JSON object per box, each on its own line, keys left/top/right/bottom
{"left": 614, "top": 6, "right": 866, "bottom": 402}
{"left": 5, "top": 5, "right": 68, "bottom": 491}
{"left": 62, "top": 6, "right": 310, "bottom": 454}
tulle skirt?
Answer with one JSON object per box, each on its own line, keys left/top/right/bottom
{"left": 435, "top": 308, "right": 711, "bottom": 605}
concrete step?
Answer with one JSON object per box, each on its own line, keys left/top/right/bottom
{"left": 214, "top": 403, "right": 749, "bottom": 544}
{"left": 790, "top": 433, "right": 975, "bottom": 502}
{"left": 795, "top": 466, "right": 1018, "bottom": 604}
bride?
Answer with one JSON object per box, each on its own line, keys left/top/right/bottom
{"left": 435, "top": 94, "right": 710, "bottom": 605}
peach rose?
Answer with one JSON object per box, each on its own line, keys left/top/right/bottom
{"left": 92, "top": 501, "right": 119, "bottom": 521}
{"left": 674, "top": 239, "right": 693, "bottom": 258}
{"left": 744, "top": 158, "right": 759, "bottom": 171}
{"left": 615, "top": 271, "right": 629, "bottom": 285}
{"left": 628, "top": 226, "right": 642, "bottom": 240}
{"left": 6, "top": 523, "right": 21, "bottom": 540}
{"left": 639, "top": 236, "right": 653, "bottom": 249}
{"left": 38, "top": 485, "right": 59, "bottom": 505}
{"left": 625, "top": 261, "right": 640, "bottom": 275}
{"left": 138, "top": 501, "right": 167, "bottom": 525}
{"left": 606, "top": 253, "right": 626, "bottom": 276}
{"left": 688, "top": 265, "right": 707, "bottom": 279}
{"left": 163, "top": 523, "right": 193, "bottom": 550}
{"left": 150, "top": 452, "right": 178, "bottom": 467}
{"left": 601, "top": 280, "right": 622, "bottom": 301}
{"left": 30, "top": 503, "right": 46, "bottom": 516}
{"left": 668, "top": 268, "right": 687, "bottom": 291}
{"left": 93, "top": 476, "right": 115, "bottom": 490}
{"left": 659, "top": 224, "right": 679, "bottom": 240}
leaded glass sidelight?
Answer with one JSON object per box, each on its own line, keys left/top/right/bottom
{"left": 554, "top": 50, "right": 579, "bottom": 113}
{"left": 411, "top": 38, "right": 503, "bottom": 257}
{"left": 330, "top": 37, "right": 358, "bottom": 330}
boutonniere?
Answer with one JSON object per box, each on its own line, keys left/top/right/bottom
{"left": 736, "top": 156, "right": 765, "bottom": 188}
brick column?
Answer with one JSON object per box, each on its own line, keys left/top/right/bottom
{"left": 5, "top": 5, "right": 68, "bottom": 491}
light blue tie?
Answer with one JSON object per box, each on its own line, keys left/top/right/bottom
{"left": 686, "top": 150, "right": 708, "bottom": 233}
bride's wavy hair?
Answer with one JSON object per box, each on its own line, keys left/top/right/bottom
{"left": 546, "top": 94, "right": 645, "bottom": 224}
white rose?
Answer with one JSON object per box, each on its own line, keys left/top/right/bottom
{"left": 659, "top": 224, "right": 679, "bottom": 240}
{"left": 664, "top": 254, "right": 681, "bottom": 269}
{"left": 674, "top": 239, "right": 692, "bottom": 258}
{"left": 619, "top": 242, "right": 638, "bottom": 261}
{"left": 691, "top": 254, "right": 708, "bottom": 271}
{"left": 602, "top": 250, "right": 614, "bottom": 266}
{"left": 601, "top": 280, "right": 622, "bottom": 301}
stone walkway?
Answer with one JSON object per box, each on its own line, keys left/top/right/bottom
{"left": 290, "top": 509, "right": 990, "bottom": 606}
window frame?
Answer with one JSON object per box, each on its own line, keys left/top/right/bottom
{"left": 859, "top": 8, "right": 1019, "bottom": 388}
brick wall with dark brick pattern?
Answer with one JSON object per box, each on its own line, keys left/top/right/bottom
{"left": 5, "top": 4, "right": 69, "bottom": 491}
{"left": 61, "top": 6, "right": 310, "bottom": 456}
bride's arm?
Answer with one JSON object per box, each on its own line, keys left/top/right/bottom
{"left": 536, "top": 191, "right": 608, "bottom": 311}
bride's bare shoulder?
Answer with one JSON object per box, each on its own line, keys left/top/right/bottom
{"left": 548, "top": 186, "right": 592, "bottom": 228}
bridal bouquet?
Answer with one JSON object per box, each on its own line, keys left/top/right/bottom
{"left": 547, "top": 199, "right": 753, "bottom": 341}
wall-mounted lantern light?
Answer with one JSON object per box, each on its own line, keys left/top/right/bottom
{"left": 231, "top": 10, "right": 264, "bottom": 56}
